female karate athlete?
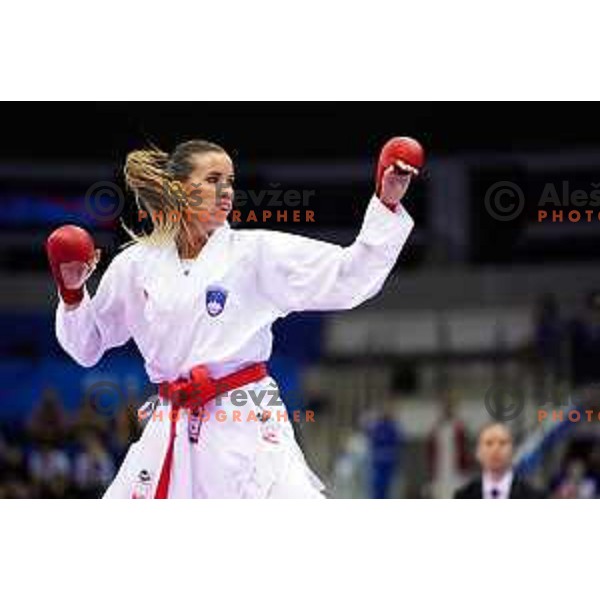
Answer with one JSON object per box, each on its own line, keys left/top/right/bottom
{"left": 46, "top": 139, "right": 419, "bottom": 498}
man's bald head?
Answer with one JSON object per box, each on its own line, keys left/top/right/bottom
{"left": 476, "top": 422, "right": 514, "bottom": 475}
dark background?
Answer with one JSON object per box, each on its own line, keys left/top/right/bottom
{"left": 4, "top": 102, "right": 597, "bottom": 160}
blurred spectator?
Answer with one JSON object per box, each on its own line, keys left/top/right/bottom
{"left": 552, "top": 459, "right": 597, "bottom": 499}
{"left": 586, "top": 445, "right": 600, "bottom": 492}
{"left": 73, "top": 433, "right": 115, "bottom": 498}
{"left": 333, "top": 426, "right": 369, "bottom": 498}
{"left": 0, "top": 385, "right": 145, "bottom": 498}
{"left": 72, "top": 395, "right": 109, "bottom": 438}
{"left": 27, "top": 386, "right": 68, "bottom": 444}
{"left": 28, "top": 440, "right": 71, "bottom": 498}
{"left": 427, "top": 389, "right": 470, "bottom": 498}
{"left": 454, "top": 422, "right": 545, "bottom": 499}
{"left": 0, "top": 480, "right": 31, "bottom": 499}
{"left": 568, "top": 291, "right": 600, "bottom": 387}
{"left": 0, "top": 431, "right": 30, "bottom": 498}
{"left": 532, "top": 293, "right": 564, "bottom": 382}
{"left": 365, "top": 403, "right": 404, "bottom": 499}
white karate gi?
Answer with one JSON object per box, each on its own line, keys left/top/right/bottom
{"left": 55, "top": 196, "right": 414, "bottom": 498}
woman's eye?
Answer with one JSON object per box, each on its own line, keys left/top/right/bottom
{"left": 206, "top": 176, "right": 219, "bottom": 184}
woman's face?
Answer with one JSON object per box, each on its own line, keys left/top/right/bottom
{"left": 181, "top": 151, "right": 234, "bottom": 232}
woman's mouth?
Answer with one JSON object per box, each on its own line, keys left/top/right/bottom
{"left": 218, "top": 196, "right": 232, "bottom": 212}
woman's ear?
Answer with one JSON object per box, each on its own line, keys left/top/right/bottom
{"left": 183, "top": 180, "right": 206, "bottom": 210}
{"left": 169, "top": 180, "right": 187, "bottom": 201}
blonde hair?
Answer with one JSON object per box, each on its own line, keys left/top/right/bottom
{"left": 123, "top": 140, "right": 226, "bottom": 246}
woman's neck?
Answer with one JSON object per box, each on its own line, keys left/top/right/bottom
{"left": 176, "top": 228, "right": 209, "bottom": 259}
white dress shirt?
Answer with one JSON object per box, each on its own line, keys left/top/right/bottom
{"left": 482, "top": 469, "right": 514, "bottom": 499}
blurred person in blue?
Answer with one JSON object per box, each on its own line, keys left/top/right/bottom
{"left": 365, "top": 403, "right": 404, "bottom": 499}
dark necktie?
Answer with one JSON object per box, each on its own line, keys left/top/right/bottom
{"left": 491, "top": 488, "right": 500, "bottom": 499}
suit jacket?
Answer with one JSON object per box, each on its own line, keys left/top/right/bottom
{"left": 454, "top": 474, "right": 546, "bottom": 499}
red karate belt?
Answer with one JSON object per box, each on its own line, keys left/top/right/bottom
{"left": 154, "top": 362, "right": 268, "bottom": 499}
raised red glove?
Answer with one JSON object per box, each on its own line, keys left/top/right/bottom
{"left": 376, "top": 137, "right": 425, "bottom": 197}
{"left": 45, "top": 225, "right": 96, "bottom": 305}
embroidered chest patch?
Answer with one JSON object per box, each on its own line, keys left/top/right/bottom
{"left": 205, "top": 285, "right": 228, "bottom": 317}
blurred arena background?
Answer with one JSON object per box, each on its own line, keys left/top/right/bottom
{"left": 2, "top": 101, "right": 600, "bottom": 498}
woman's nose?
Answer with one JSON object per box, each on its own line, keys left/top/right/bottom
{"left": 217, "top": 182, "right": 233, "bottom": 196}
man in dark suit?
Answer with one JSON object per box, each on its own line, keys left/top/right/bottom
{"left": 454, "top": 422, "right": 545, "bottom": 499}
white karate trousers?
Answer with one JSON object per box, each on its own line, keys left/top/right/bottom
{"left": 103, "top": 377, "right": 325, "bottom": 499}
